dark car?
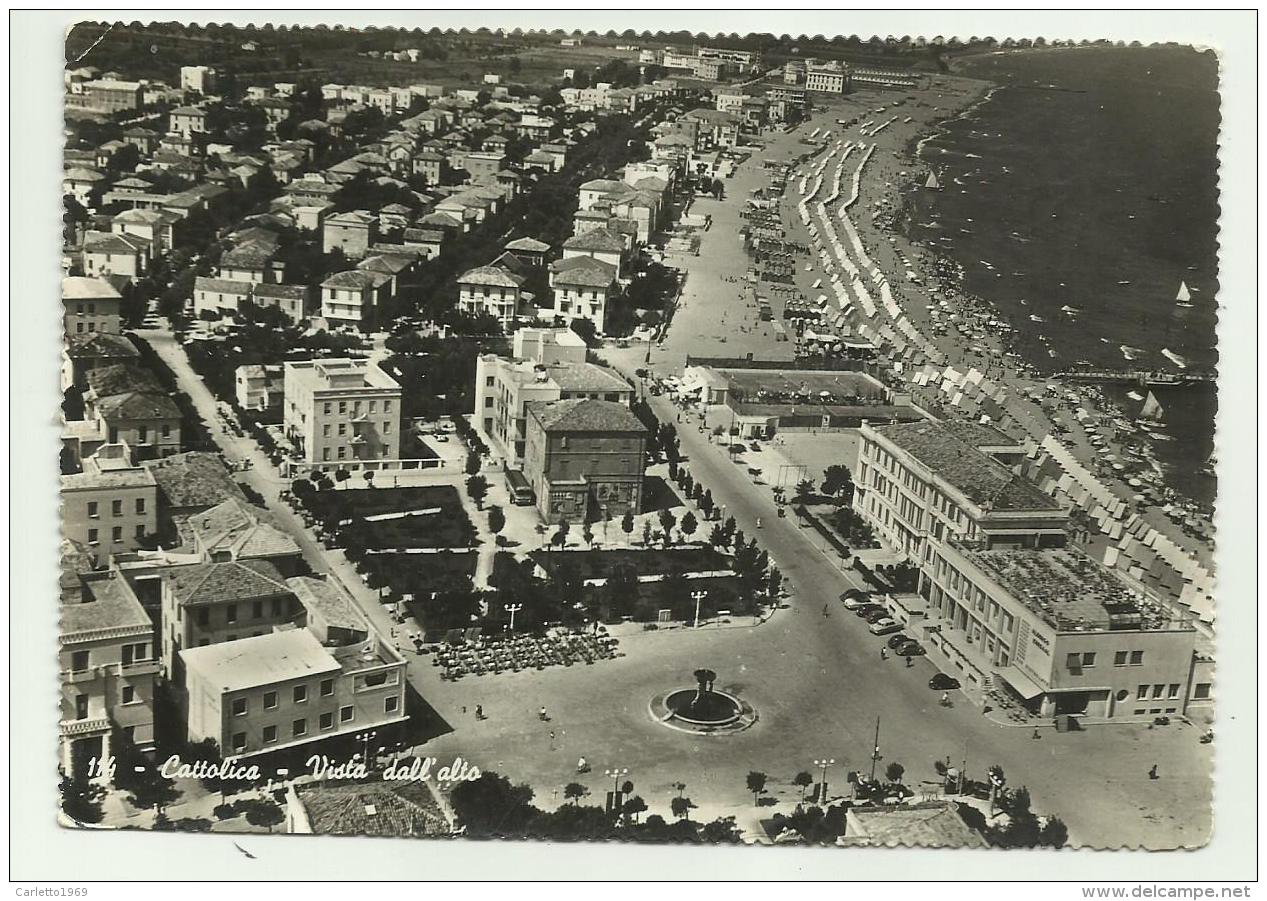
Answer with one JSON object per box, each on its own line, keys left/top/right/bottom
{"left": 887, "top": 633, "right": 913, "bottom": 650}
{"left": 895, "top": 640, "right": 926, "bottom": 657}
{"left": 854, "top": 603, "right": 887, "bottom": 619}
{"left": 863, "top": 608, "right": 892, "bottom": 625}
{"left": 929, "top": 673, "right": 961, "bottom": 691}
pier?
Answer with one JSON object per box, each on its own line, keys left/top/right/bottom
{"left": 1053, "top": 368, "right": 1216, "bottom": 388}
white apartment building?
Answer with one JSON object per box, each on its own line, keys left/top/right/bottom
{"left": 283, "top": 359, "right": 402, "bottom": 466}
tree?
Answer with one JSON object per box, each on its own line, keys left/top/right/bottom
{"left": 796, "top": 477, "right": 816, "bottom": 498}
{"left": 793, "top": 771, "right": 814, "bottom": 801}
{"left": 59, "top": 776, "right": 106, "bottom": 825}
{"left": 465, "top": 452, "right": 482, "bottom": 475}
{"left": 581, "top": 521, "right": 595, "bottom": 548}
{"left": 679, "top": 511, "right": 698, "bottom": 542}
{"left": 707, "top": 523, "right": 727, "bottom": 550}
{"left": 641, "top": 520, "right": 654, "bottom": 547}
{"left": 746, "top": 771, "right": 768, "bottom": 805}
{"left": 767, "top": 566, "right": 783, "bottom": 599}
{"left": 466, "top": 474, "right": 489, "bottom": 509}
{"left": 487, "top": 506, "right": 505, "bottom": 544}
{"left": 1039, "top": 816, "right": 1069, "bottom": 848}
{"left": 622, "top": 795, "right": 648, "bottom": 825}
{"left": 657, "top": 508, "right": 677, "bottom": 546}
{"left": 700, "top": 488, "right": 715, "bottom": 518}
{"left": 564, "top": 782, "right": 589, "bottom": 805}
{"left": 885, "top": 762, "right": 906, "bottom": 785}
{"left": 821, "top": 464, "right": 854, "bottom": 503}
{"left": 670, "top": 795, "right": 696, "bottom": 821}
{"left": 621, "top": 510, "right": 635, "bottom": 542}
{"left": 240, "top": 797, "right": 285, "bottom": 833}
{"left": 334, "top": 467, "right": 351, "bottom": 488}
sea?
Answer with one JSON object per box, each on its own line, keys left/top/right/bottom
{"left": 903, "top": 45, "right": 1220, "bottom": 507}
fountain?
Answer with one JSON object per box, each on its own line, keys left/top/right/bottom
{"left": 650, "top": 668, "right": 757, "bottom": 735}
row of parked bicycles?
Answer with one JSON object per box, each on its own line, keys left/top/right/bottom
{"left": 426, "top": 628, "right": 623, "bottom": 680}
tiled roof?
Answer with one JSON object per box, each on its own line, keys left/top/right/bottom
{"left": 505, "top": 237, "right": 550, "bottom": 253}
{"left": 287, "top": 576, "right": 366, "bottom": 631}
{"left": 321, "top": 269, "right": 388, "bottom": 290}
{"left": 61, "top": 574, "right": 151, "bottom": 639}
{"left": 551, "top": 256, "right": 617, "bottom": 288}
{"left": 94, "top": 391, "right": 182, "bottom": 421}
{"left": 65, "top": 332, "right": 139, "bottom": 360}
{"left": 528, "top": 398, "right": 647, "bottom": 434}
{"left": 186, "top": 498, "right": 301, "bottom": 561}
{"left": 296, "top": 781, "right": 450, "bottom": 837}
{"left": 83, "top": 233, "right": 144, "bottom": 255}
{"left": 143, "top": 451, "right": 245, "bottom": 510}
{"left": 458, "top": 265, "right": 523, "bottom": 289}
{"left": 194, "top": 276, "right": 253, "bottom": 295}
{"left": 402, "top": 228, "right": 445, "bottom": 244}
{"left": 563, "top": 230, "right": 625, "bottom": 253}
{"left": 877, "top": 421, "right": 1060, "bottom": 512}
{"left": 221, "top": 245, "right": 274, "bottom": 269}
{"left": 63, "top": 276, "right": 122, "bottom": 301}
{"left": 166, "top": 558, "right": 291, "bottom": 607}
{"left": 842, "top": 803, "right": 989, "bottom": 849}
{"left": 358, "top": 254, "right": 412, "bottom": 276}
{"left": 252, "top": 283, "right": 308, "bottom": 301}
{"left": 86, "top": 361, "right": 164, "bottom": 396}
{"left": 550, "top": 363, "right": 631, "bottom": 394}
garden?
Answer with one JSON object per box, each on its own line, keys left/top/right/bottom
{"left": 295, "top": 484, "right": 477, "bottom": 551}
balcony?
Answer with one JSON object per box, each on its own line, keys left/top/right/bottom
{"left": 121, "top": 659, "right": 160, "bottom": 677}
{"left": 63, "top": 666, "right": 105, "bottom": 685}
{"left": 61, "top": 717, "right": 111, "bottom": 737}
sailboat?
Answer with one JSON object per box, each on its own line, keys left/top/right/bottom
{"left": 1175, "top": 281, "right": 1194, "bottom": 308}
{"left": 925, "top": 171, "right": 941, "bottom": 190}
{"left": 1139, "top": 391, "right": 1164, "bottom": 422}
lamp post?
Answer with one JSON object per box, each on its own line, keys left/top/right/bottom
{"left": 813, "top": 757, "right": 836, "bottom": 804}
{"left": 868, "top": 716, "right": 882, "bottom": 782}
{"left": 691, "top": 589, "right": 708, "bottom": 629}
{"left": 504, "top": 602, "right": 523, "bottom": 634}
{"left": 604, "top": 767, "right": 629, "bottom": 816}
{"left": 357, "top": 730, "right": 378, "bottom": 771}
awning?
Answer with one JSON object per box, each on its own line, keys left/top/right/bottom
{"left": 997, "top": 666, "right": 1046, "bottom": 701}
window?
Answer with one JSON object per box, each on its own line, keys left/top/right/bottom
{"left": 293, "top": 685, "right": 307, "bottom": 704}
{"left": 323, "top": 402, "right": 332, "bottom": 415}
{"left": 1129, "top": 650, "right": 1144, "bottom": 666}
{"left": 383, "top": 422, "right": 391, "bottom": 433}
{"left": 320, "top": 712, "right": 334, "bottom": 730}
{"left": 231, "top": 733, "right": 247, "bottom": 752}
{"left": 1114, "top": 651, "right": 1129, "bottom": 666}
{"left": 484, "top": 396, "right": 494, "bottom": 408}
{"left": 263, "top": 725, "right": 278, "bottom": 744}
{"left": 135, "top": 498, "right": 146, "bottom": 515}
{"left": 1115, "top": 689, "right": 1129, "bottom": 702}
{"left": 338, "top": 423, "right": 346, "bottom": 437}
{"left": 252, "top": 600, "right": 263, "bottom": 619}
{"left": 338, "top": 401, "right": 347, "bottom": 414}
{"left": 138, "top": 426, "right": 148, "bottom": 443}
{"left": 369, "top": 400, "right": 377, "bottom": 413}
{"left": 87, "top": 502, "right": 99, "bottom": 518}
{"left": 1151, "top": 684, "right": 1164, "bottom": 699}
{"left": 112, "top": 500, "right": 123, "bottom": 516}
{"left": 337, "top": 446, "right": 346, "bottom": 460}
{"left": 161, "top": 424, "right": 170, "bottom": 438}
{"left": 87, "top": 528, "right": 98, "bottom": 544}
{"left": 323, "top": 424, "right": 331, "bottom": 437}
{"left": 320, "top": 679, "right": 334, "bottom": 697}
{"left": 339, "top": 706, "right": 354, "bottom": 723}
{"left": 1167, "top": 683, "right": 1180, "bottom": 699}
{"left": 122, "top": 685, "right": 136, "bottom": 704}
{"left": 1065, "top": 653, "right": 1081, "bottom": 670}
{"left": 111, "top": 526, "right": 123, "bottom": 543}
{"left": 383, "top": 400, "right": 392, "bottom": 413}
{"left": 75, "top": 695, "right": 89, "bottom": 719}
{"left": 263, "top": 691, "right": 277, "bottom": 710}
{"left": 293, "top": 718, "right": 307, "bottom": 737}
{"left": 71, "top": 650, "right": 90, "bottom": 672}
{"left": 1081, "top": 652, "right": 1096, "bottom": 667}
{"left": 226, "top": 604, "right": 238, "bottom": 624}
{"left": 135, "top": 524, "right": 145, "bottom": 539}
{"left": 385, "top": 695, "right": 400, "bottom": 714}
{"left": 1137, "top": 685, "right": 1148, "bottom": 700}
{"left": 1193, "top": 683, "right": 1211, "bottom": 700}
{"left": 232, "top": 698, "right": 247, "bottom": 716}
{"left": 323, "top": 448, "right": 331, "bottom": 462}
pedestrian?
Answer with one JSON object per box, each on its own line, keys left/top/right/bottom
{"left": 1032, "top": 728, "right": 1041, "bottom": 740}
{"left": 905, "top": 656, "right": 913, "bottom": 668}
{"left": 475, "top": 704, "right": 484, "bottom": 720}
{"left": 549, "top": 730, "right": 555, "bottom": 742}
{"left": 940, "top": 691, "right": 949, "bottom": 706}
{"left": 462, "top": 705, "right": 467, "bottom": 715}
{"left": 539, "top": 706, "right": 548, "bottom": 721}
{"left": 1149, "top": 764, "right": 1159, "bottom": 780}
{"left": 822, "top": 604, "right": 830, "bottom": 618}
{"left": 880, "top": 648, "right": 887, "bottom": 661}
{"left": 577, "top": 756, "right": 588, "bottom": 774}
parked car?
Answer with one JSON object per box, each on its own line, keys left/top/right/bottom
{"left": 894, "top": 640, "right": 925, "bottom": 657}
{"left": 434, "top": 435, "right": 450, "bottom": 443}
{"left": 868, "top": 618, "right": 902, "bottom": 636}
{"left": 929, "top": 673, "right": 961, "bottom": 691}
{"left": 862, "top": 608, "right": 892, "bottom": 624}
{"left": 842, "top": 594, "right": 873, "bottom": 611}
{"left": 887, "top": 633, "right": 913, "bottom": 650}
{"left": 853, "top": 603, "right": 887, "bottom": 619}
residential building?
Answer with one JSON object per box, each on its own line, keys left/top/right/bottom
{"left": 61, "top": 444, "right": 159, "bottom": 565}
{"left": 82, "top": 371, "right": 182, "bottom": 461}
{"left": 64, "top": 167, "right": 107, "bottom": 207}
{"left": 283, "top": 359, "right": 402, "bottom": 465}
{"left": 60, "top": 570, "right": 158, "bottom": 782}
{"left": 122, "top": 126, "right": 160, "bottom": 155}
{"left": 219, "top": 243, "right": 280, "bottom": 285}
{"left": 560, "top": 228, "right": 625, "bottom": 277}
{"left": 63, "top": 276, "right": 122, "bottom": 338}
{"left": 549, "top": 256, "right": 619, "bottom": 335}
{"left": 236, "top": 364, "right": 286, "bottom": 413}
{"left": 473, "top": 329, "right": 633, "bottom": 466}
{"left": 81, "top": 231, "right": 149, "bottom": 281}
{"left": 463, "top": 151, "right": 506, "bottom": 180}
{"left": 852, "top": 420, "right": 1069, "bottom": 564}
{"left": 169, "top": 105, "right": 209, "bottom": 139}
{"left": 251, "top": 283, "right": 309, "bottom": 323}
{"left": 83, "top": 79, "right": 144, "bottom": 113}
{"left": 160, "top": 558, "right": 299, "bottom": 677}
{"left": 411, "top": 150, "right": 444, "bottom": 186}
{"left": 320, "top": 269, "right": 392, "bottom": 328}
{"left": 322, "top": 211, "right": 380, "bottom": 260}
{"left": 180, "top": 65, "right": 216, "bottom": 94}
{"left": 142, "top": 451, "right": 248, "bottom": 521}
{"left": 182, "top": 498, "right": 303, "bottom": 572}
{"left": 783, "top": 59, "right": 807, "bottom": 85}
{"left": 62, "top": 332, "right": 140, "bottom": 391}
{"left": 805, "top": 60, "right": 851, "bottom": 94}
{"left": 193, "top": 276, "right": 253, "bottom": 318}
{"left": 523, "top": 398, "right": 648, "bottom": 523}
{"left": 504, "top": 237, "right": 551, "bottom": 267}
{"left": 456, "top": 264, "right": 527, "bottom": 328}
{"left": 179, "top": 577, "right": 406, "bottom": 758}
{"left": 112, "top": 208, "right": 178, "bottom": 257}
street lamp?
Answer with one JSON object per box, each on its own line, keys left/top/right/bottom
{"left": 357, "top": 730, "right": 378, "bottom": 771}
{"left": 813, "top": 757, "right": 836, "bottom": 804}
{"left": 504, "top": 602, "right": 523, "bottom": 633}
{"left": 691, "top": 589, "right": 708, "bottom": 628}
{"left": 604, "top": 767, "right": 630, "bottom": 815}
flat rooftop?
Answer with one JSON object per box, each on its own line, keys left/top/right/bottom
{"left": 720, "top": 368, "right": 888, "bottom": 404}
{"left": 876, "top": 421, "right": 1061, "bottom": 513}
{"left": 286, "top": 358, "right": 400, "bottom": 392}
{"left": 960, "top": 546, "right": 1187, "bottom": 632}
{"left": 180, "top": 627, "right": 340, "bottom": 692}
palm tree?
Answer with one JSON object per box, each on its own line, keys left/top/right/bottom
{"left": 746, "top": 771, "right": 767, "bottom": 806}
{"left": 793, "top": 771, "right": 813, "bottom": 802}
{"left": 563, "top": 782, "right": 589, "bottom": 805}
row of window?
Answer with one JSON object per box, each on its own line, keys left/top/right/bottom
{"left": 320, "top": 444, "right": 390, "bottom": 462}
{"left": 190, "top": 596, "right": 289, "bottom": 627}
{"left": 321, "top": 399, "right": 391, "bottom": 416}
{"left": 1136, "top": 682, "right": 1182, "bottom": 701}
{"left": 68, "top": 642, "right": 150, "bottom": 674}
{"left": 86, "top": 524, "right": 145, "bottom": 545}
{"left": 86, "top": 498, "right": 146, "bottom": 517}
{"left": 1065, "top": 650, "right": 1146, "bottom": 669}
{"left": 231, "top": 680, "right": 335, "bottom": 715}
{"left": 229, "top": 697, "right": 400, "bottom": 751}
{"left": 321, "top": 420, "right": 391, "bottom": 438}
